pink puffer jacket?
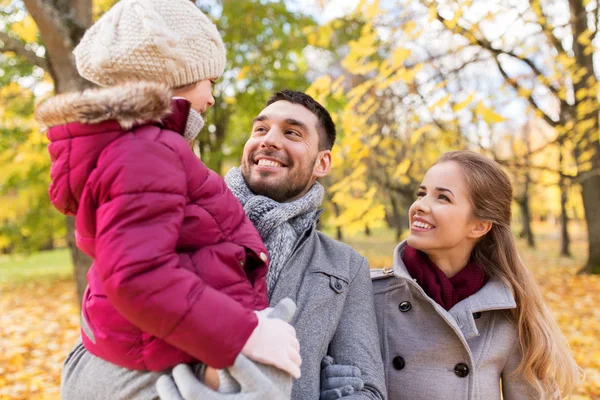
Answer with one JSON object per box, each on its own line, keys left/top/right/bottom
{"left": 36, "top": 82, "right": 269, "bottom": 371}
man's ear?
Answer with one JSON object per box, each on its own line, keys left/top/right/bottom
{"left": 313, "top": 150, "right": 332, "bottom": 178}
{"left": 469, "top": 219, "right": 492, "bottom": 239}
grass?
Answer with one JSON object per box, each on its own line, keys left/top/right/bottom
{"left": 0, "top": 248, "right": 72, "bottom": 285}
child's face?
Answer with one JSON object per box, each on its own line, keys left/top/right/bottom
{"left": 407, "top": 161, "right": 482, "bottom": 255}
{"left": 173, "top": 79, "right": 215, "bottom": 114}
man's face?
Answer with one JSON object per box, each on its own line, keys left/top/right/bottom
{"left": 241, "top": 100, "right": 331, "bottom": 202}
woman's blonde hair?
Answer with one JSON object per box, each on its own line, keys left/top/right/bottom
{"left": 436, "top": 150, "right": 581, "bottom": 399}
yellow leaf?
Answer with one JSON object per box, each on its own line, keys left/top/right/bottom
{"left": 429, "top": 5, "right": 438, "bottom": 22}
{"left": 475, "top": 101, "right": 504, "bottom": 125}
{"left": 11, "top": 14, "right": 38, "bottom": 43}
{"left": 430, "top": 94, "right": 451, "bottom": 110}
{"left": 237, "top": 66, "right": 250, "bottom": 80}
{"left": 452, "top": 93, "right": 474, "bottom": 113}
{"left": 393, "top": 159, "right": 411, "bottom": 178}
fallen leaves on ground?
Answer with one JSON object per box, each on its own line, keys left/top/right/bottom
{"left": 0, "top": 240, "right": 599, "bottom": 399}
{"left": 0, "top": 280, "right": 79, "bottom": 400}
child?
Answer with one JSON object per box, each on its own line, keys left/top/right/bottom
{"left": 369, "top": 151, "right": 581, "bottom": 399}
{"left": 34, "top": 0, "right": 300, "bottom": 398}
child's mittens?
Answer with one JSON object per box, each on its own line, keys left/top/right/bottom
{"left": 156, "top": 298, "right": 298, "bottom": 400}
{"left": 241, "top": 298, "right": 301, "bottom": 379}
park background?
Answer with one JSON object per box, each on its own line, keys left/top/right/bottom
{"left": 1, "top": 0, "right": 600, "bottom": 398}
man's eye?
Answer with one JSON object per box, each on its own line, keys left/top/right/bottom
{"left": 286, "top": 130, "right": 301, "bottom": 136}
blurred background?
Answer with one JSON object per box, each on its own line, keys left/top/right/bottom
{"left": 1, "top": 0, "right": 599, "bottom": 398}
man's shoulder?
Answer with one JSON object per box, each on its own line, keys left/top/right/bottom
{"left": 307, "top": 231, "right": 368, "bottom": 278}
{"left": 313, "top": 231, "right": 364, "bottom": 258}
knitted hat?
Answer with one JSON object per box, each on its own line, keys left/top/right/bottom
{"left": 74, "top": 0, "right": 226, "bottom": 88}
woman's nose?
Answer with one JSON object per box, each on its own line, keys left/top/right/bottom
{"left": 414, "top": 197, "right": 431, "bottom": 213}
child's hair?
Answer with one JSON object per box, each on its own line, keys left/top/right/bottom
{"left": 435, "top": 150, "right": 581, "bottom": 398}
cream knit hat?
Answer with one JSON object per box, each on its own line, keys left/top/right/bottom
{"left": 74, "top": 0, "right": 226, "bottom": 88}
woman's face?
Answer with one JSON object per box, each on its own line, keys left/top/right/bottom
{"left": 173, "top": 79, "right": 215, "bottom": 114}
{"left": 407, "top": 161, "right": 482, "bottom": 254}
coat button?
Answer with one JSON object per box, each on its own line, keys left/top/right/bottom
{"left": 259, "top": 252, "right": 268, "bottom": 262}
{"left": 239, "top": 260, "right": 245, "bottom": 266}
{"left": 398, "top": 301, "right": 412, "bottom": 312}
{"left": 392, "top": 356, "right": 405, "bottom": 370}
{"left": 334, "top": 281, "right": 343, "bottom": 290}
{"left": 454, "top": 363, "right": 469, "bottom": 377}
{"left": 473, "top": 312, "right": 482, "bottom": 319}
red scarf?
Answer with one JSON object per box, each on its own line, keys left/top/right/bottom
{"left": 402, "top": 245, "right": 488, "bottom": 311}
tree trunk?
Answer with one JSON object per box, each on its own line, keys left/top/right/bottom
{"left": 559, "top": 147, "right": 571, "bottom": 257}
{"left": 559, "top": 192, "right": 570, "bottom": 257}
{"left": 579, "top": 172, "right": 600, "bottom": 274}
{"left": 66, "top": 216, "right": 93, "bottom": 306}
{"left": 22, "top": 0, "right": 94, "bottom": 305}
{"left": 517, "top": 167, "right": 535, "bottom": 249}
{"left": 332, "top": 202, "right": 343, "bottom": 241}
{"left": 518, "top": 197, "right": 535, "bottom": 249}
{"left": 388, "top": 194, "right": 403, "bottom": 242}
{"left": 569, "top": 0, "right": 600, "bottom": 274}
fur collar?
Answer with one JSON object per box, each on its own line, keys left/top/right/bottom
{"left": 35, "top": 81, "right": 172, "bottom": 130}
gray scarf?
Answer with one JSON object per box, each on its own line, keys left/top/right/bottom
{"left": 225, "top": 167, "right": 324, "bottom": 296}
{"left": 184, "top": 108, "right": 204, "bottom": 141}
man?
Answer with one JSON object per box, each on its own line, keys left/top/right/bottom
{"left": 159, "top": 90, "right": 386, "bottom": 400}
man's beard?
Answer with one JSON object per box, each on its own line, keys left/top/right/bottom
{"left": 242, "top": 154, "right": 316, "bottom": 203}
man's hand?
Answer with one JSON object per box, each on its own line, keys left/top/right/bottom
{"left": 156, "top": 298, "right": 297, "bottom": 400}
{"left": 320, "top": 356, "right": 364, "bottom": 400}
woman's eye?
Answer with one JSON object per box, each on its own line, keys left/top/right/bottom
{"left": 439, "top": 194, "right": 450, "bottom": 202}
{"left": 416, "top": 191, "right": 426, "bottom": 197}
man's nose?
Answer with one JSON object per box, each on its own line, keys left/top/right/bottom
{"left": 260, "top": 127, "right": 282, "bottom": 148}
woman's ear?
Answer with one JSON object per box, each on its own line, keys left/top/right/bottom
{"left": 469, "top": 219, "right": 492, "bottom": 239}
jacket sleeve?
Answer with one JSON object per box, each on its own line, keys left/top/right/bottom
{"left": 501, "top": 338, "right": 541, "bottom": 400}
{"left": 328, "top": 256, "right": 387, "bottom": 400}
{"left": 93, "top": 135, "right": 257, "bottom": 369}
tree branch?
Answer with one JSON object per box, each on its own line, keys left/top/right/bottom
{"left": 23, "top": 0, "right": 74, "bottom": 48}
{"left": 493, "top": 55, "right": 562, "bottom": 128}
{"left": 0, "top": 31, "right": 48, "bottom": 70}
{"left": 528, "top": 0, "right": 567, "bottom": 55}
{"left": 436, "top": 12, "right": 563, "bottom": 99}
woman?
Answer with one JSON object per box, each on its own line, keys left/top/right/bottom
{"left": 370, "top": 151, "right": 580, "bottom": 399}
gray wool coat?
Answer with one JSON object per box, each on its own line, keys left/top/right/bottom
{"left": 372, "top": 241, "right": 539, "bottom": 400}
{"left": 271, "top": 223, "right": 386, "bottom": 400}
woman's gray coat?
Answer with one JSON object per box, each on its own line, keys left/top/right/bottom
{"left": 372, "top": 241, "right": 538, "bottom": 400}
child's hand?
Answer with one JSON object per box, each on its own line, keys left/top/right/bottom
{"left": 241, "top": 298, "right": 301, "bottom": 379}
{"left": 156, "top": 353, "right": 293, "bottom": 400}
{"left": 156, "top": 298, "right": 298, "bottom": 400}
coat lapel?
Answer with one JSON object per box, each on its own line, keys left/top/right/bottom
{"left": 392, "top": 240, "right": 517, "bottom": 341}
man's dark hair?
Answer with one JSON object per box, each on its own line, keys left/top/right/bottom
{"left": 266, "top": 89, "right": 336, "bottom": 150}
